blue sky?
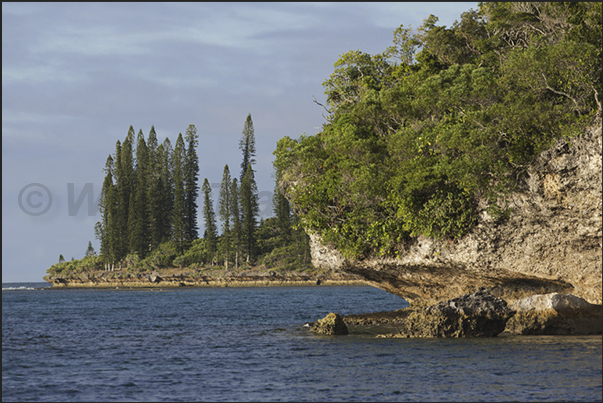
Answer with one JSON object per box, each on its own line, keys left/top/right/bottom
{"left": 2, "top": 2, "right": 477, "bottom": 282}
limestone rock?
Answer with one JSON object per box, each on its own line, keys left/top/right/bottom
{"left": 505, "top": 293, "right": 602, "bottom": 335}
{"left": 309, "top": 232, "right": 345, "bottom": 270}
{"left": 147, "top": 271, "right": 162, "bottom": 283}
{"left": 302, "top": 118, "right": 602, "bottom": 305}
{"left": 309, "top": 312, "right": 349, "bottom": 335}
{"left": 394, "top": 288, "right": 515, "bottom": 337}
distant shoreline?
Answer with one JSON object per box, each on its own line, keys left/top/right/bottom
{"left": 43, "top": 273, "right": 368, "bottom": 290}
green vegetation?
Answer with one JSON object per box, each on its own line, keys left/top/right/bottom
{"left": 274, "top": 2, "right": 601, "bottom": 258}
{"left": 47, "top": 115, "right": 312, "bottom": 279}
{"left": 47, "top": 3, "right": 601, "bottom": 278}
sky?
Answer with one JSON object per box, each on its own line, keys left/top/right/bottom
{"left": 2, "top": 2, "right": 478, "bottom": 282}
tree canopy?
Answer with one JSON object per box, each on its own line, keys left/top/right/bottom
{"left": 275, "top": 2, "right": 602, "bottom": 259}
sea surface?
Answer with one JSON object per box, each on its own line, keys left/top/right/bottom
{"left": 3, "top": 282, "right": 602, "bottom": 402}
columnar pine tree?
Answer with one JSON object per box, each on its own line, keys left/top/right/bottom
{"left": 131, "top": 130, "right": 149, "bottom": 258}
{"left": 184, "top": 124, "right": 200, "bottom": 242}
{"left": 159, "top": 138, "right": 174, "bottom": 243}
{"left": 240, "top": 163, "right": 259, "bottom": 262}
{"left": 146, "top": 126, "right": 163, "bottom": 250}
{"left": 238, "top": 114, "right": 259, "bottom": 263}
{"left": 121, "top": 127, "right": 135, "bottom": 226}
{"left": 147, "top": 126, "right": 158, "bottom": 156}
{"left": 96, "top": 155, "right": 116, "bottom": 266}
{"left": 239, "top": 113, "right": 256, "bottom": 183}
{"left": 202, "top": 178, "right": 218, "bottom": 263}
{"left": 112, "top": 139, "right": 127, "bottom": 262}
{"left": 127, "top": 194, "right": 137, "bottom": 255}
{"left": 172, "top": 133, "right": 187, "bottom": 253}
{"left": 116, "top": 127, "right": 135, "bottom": 261}
{"left": 230, "top": 178, "right": 241, "bottom": 269}
{"left": 218, "top": 165, "right": 234, "bottom": 268}
{"left": 85, "top": 241, "right": 96, "bottom": 257}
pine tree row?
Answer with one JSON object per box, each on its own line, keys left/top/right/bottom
{"left": 94, "top": 114, "right": 275, "bottom": 269}
{"left": 50, "top": 114, "right": 311, "bottom": 277}
{"left": 95, "top": 124, "right": 199, "bottom": 266}
{"left": 200, "top": 113, "right": 260, "bottom": 268}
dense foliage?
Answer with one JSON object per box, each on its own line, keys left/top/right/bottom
{"left": 275, "top": 2, "right": 602, "bottom": 259}
{"left": 48, "top": 116, "right": 312, "bottom": 278}
{"left": 94, "top": 125, "right": 199, "bottom": 263}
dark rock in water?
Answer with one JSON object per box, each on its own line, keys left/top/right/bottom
{"left": 505, "top": 293, "right": 602, "bottom": 335}
{"left": 309, "top": 312, "right": 349, "bottom": 335}
{"left": 395, "top": 288, "right": 515, "bottom": 338}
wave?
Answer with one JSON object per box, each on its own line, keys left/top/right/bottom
{"left": 2, "top": 282, "right": 50, "bottom": 291}
{"left": 2, "top": 286, "right": 37, "bottom": 291}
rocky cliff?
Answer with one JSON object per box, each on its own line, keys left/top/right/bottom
{"left": 308, "top": 117, "right": 602, "bottom": 305}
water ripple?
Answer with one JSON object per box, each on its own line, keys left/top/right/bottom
{"left": 3, "top": 285, "right": 601, "bottom": 402}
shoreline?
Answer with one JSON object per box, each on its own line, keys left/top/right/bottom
{"left": 43, "top": 276, "right": 368, "bottom": 290}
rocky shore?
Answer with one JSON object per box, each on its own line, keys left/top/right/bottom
{"left": 305, "top": 119, "right": 602, "bottom": 306}
{"left": 303, "top": 120, "right": 603, "bottom": 339}
{"left": 308, "top": 289, "right": 602, "bottom": 337}
{"left": 44, "top": 269, "right": 366, "bottom": 289}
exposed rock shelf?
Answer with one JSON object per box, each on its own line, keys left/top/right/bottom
{"left": 306, "top": 290, "right": 602, "bottom": 338}
{"left": 506, "top": 293, "right": 602, "bottom": 335}
{"left": 44, "top": 270, "right": 366, "bottom": 289}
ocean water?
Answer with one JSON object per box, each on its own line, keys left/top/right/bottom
{"left": 3, "top": 282, "right": 602, "bottom": 402}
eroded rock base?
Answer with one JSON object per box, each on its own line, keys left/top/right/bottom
{"left": 505, "top": 293, "right": 602, "bottom": 335}
{"left": 336, "top": 291, "right": 602, "bottom": 338}
{"left": 382, "top": 288, "right": 514, "bottom": 338}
